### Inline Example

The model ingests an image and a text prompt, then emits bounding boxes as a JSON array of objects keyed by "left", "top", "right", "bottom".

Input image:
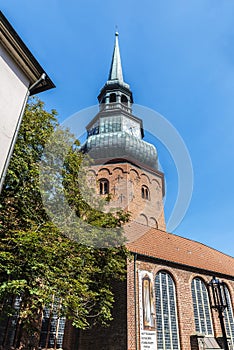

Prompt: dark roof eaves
[{"left": 0, "top": 11, "right": 55, "bottom": 94}]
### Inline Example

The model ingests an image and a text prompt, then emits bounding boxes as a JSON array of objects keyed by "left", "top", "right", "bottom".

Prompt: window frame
[
  {"left": 99, "top": 178, "right": 109, "bottom": 195},
  {"left": 141, "top": 185, "right": 150, "bottom": 200},
  {"left": 39, "top": 297, "right": 66, "bottom": 350}
]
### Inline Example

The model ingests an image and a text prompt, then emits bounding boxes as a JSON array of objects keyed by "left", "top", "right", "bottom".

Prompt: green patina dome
[
  {"left": 81, "top": 32, "right": 158, "bottom": 171},
  {"left": 82, "top": 131, "right": 158, "bottom": 170}
]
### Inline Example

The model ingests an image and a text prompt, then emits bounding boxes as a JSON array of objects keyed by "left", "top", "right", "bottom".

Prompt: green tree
[{"left": 0, "top": 98, "right": 129, "bottom": 349}]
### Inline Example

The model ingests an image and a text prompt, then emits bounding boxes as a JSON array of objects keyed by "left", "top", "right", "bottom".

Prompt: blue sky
[{"left": 2, "top": 1, "right": 234, "bottom": 256}]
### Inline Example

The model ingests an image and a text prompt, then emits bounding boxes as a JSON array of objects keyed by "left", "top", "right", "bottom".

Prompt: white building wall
[{"left": 0, "top": 44, "right": 30, "bottom": 183}]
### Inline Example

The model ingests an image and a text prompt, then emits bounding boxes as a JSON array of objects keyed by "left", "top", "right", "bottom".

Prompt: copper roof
[{"left": 124, "top": 221, "right": 234, "bottom": 277}]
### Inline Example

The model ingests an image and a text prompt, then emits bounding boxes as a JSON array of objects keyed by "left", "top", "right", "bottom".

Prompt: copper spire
[{"left": 108, "top": 31, "right": 124, "bottom": 82}]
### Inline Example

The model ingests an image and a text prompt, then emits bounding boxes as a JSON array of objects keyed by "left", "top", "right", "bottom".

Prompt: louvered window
[{"left": 155, "top": 271, "right": 180, "bottom": 350}]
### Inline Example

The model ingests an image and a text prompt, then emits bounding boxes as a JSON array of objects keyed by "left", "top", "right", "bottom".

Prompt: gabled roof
[
  {"left": 0, "top": 11, "right": 55, "bottom": 94},
  {"left": 125, "top": 221, "right": 234, "bottom": 278}
]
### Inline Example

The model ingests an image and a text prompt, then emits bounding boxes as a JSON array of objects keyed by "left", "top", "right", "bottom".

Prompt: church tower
[{"left": 82, "top": 32, "right": 166, "bottom": 231}]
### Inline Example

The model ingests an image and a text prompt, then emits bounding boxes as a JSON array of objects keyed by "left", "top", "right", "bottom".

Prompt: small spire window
[
  {"left": 99, "top": 179, "right": 109, "bottom": 195},
  {"left": 109, "top": 93, "right": 116, "bottom": 103},
  {"left": 121, "top": 94, "right": 128, "bottom": 103},
  {"left": 141, "top": 185, "right": 150, "bottom": 200}
]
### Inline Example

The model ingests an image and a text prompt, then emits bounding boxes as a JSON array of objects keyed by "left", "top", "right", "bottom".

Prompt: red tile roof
[{"left": 124, "top": 222, "right": 234, "bottom": 277}]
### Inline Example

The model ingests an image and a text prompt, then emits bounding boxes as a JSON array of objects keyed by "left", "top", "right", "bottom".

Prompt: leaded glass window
[
  {"left": 39, "top": 298, "right": 65, "bottom": 349},
  {"left": 191, "top": 278, "right": 213, "bottom": 335},
  {"left": 0, "top": 295, "right": 21, "bottom": 348},
  {"left": 155, "top": 271, "right": 180, "bottom": 350},
  {"left": 223, "top": 284, "right": 234, "bottom": 348}
]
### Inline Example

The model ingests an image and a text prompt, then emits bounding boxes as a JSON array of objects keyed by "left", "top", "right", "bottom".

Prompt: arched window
[
  {"left": 141, "top": 185, "right": 150, "bottom": 200},
  {"left": 109, "top": 93, "right": 116, "bottom": 103},
  {"left": 191, "top": 278, "right": 213, "bottom": 335},
  {"left": 121, "top": 94, "right": 128, "bottom": 103},
  {"left": 149, "top": 217, "right": 158, "bottom": 229},
  {"left": 223, "top": 284, "right": 234, "bottom": 348},
  {"left": 139, "top": 213, "right": 148, "bottom": 226},
  {"left": 39, "top": 298, "right": 66, "bottom": 349},
  {"left": 99, "top": 179, "right": 109, "bottom": 195},
  {"left": 155, "top": 271, "right": 180, "bottom": 350}
]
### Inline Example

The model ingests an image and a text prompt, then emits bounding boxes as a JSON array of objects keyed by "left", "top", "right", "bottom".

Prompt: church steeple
[
  {"left": 97, "top": 32, "right": 133, "bottom": 105},
  {"left": 108, "top": 32, "right": 124, "bottom": 83},
  {"left": 82, "top": 32, "right": 158, "bottom": 171},
  {"left": 81, "top": 32, "right": 166, "bottom": 230}
]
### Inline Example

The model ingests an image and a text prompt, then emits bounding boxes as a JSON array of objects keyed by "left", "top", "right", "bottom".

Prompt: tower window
[
  {"left": 109, "top": 93, "right": 116, "bottom": 103},
  {"left": 99, "top": 179, "right": 109, "bottom": 195},
  {"left": 191, "top": 278, "right": 213, "bottom": 335},
  {"left": 121, "top": 94, "right": 128, "bottom": 103},
  {"left": 141, "top": 185, "right": 150, "bottom": 200}
]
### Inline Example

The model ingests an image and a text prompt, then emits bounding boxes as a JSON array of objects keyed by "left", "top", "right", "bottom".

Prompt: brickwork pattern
[
  {"left": 76, "top": 256, "right": 234, "bottom": 350},
  {"left": 77, "top": 279, "right": 127, "bottom": 350},
  {"left": 85, "top": 162, "right": 166, "bottom": 231}
]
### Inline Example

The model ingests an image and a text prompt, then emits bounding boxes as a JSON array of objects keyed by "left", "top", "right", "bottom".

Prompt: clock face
[{"left": 123, "top": 117, "right": 141, "bottom": 138}]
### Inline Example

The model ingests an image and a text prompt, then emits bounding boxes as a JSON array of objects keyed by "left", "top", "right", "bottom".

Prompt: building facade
[
  {"left": 1, "top": 32, "right": 234, "bottom": 350},
  {"left": 0, "top": 11, "right": 55, "bottom": 193}
]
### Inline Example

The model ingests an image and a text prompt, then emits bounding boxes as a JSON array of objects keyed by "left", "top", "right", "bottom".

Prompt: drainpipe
[
  {"left": 0, "top": 73, "right": 46, "bottom": 193},
  {"left": 134, "top": 253, "right": 138, "bottom": 350}
]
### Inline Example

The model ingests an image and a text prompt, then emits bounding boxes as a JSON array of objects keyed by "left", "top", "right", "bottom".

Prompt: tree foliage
[{"left": 0, "top": 98, "right": 129, "bottom": 348}]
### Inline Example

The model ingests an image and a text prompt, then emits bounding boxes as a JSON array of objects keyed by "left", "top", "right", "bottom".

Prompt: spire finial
[
  {"left": 115, "top": 25, "right": 119, "bottom": 36},
  {"left": 108, "top": 30, "right": 123, "bottom": 82}
]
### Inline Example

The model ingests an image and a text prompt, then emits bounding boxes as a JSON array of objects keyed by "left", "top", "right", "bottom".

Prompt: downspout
[
  {"left": 0, "top": 73, "right": 46, "bottom": 193},
  {"left": 134, "top": 253, "right": 138, "bottom": 350}
]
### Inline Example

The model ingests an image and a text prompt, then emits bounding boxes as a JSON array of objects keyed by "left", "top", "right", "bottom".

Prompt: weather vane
[{"left": 115, "top": 25, "right": 119, "bottom": 35}]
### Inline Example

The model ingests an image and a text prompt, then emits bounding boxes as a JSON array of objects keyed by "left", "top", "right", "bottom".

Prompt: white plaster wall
[{"left": 0, "top": 44, "right": 30, "bottom": 182}]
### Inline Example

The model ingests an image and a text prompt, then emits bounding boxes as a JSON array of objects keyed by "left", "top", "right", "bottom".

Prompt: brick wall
[
  {"left": 85, "top": 162, "right": 166, "bottom": 231},
  {"left": 126, "top": 256, "right": 234, "bottom": 350},
  {"left": 77, "top": 279, "right": 128, "bottom": 350}
]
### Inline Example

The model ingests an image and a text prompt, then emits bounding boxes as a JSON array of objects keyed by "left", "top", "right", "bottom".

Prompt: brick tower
[{"left": 82, "top": 32, "right": 166, "bottom": 231}]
